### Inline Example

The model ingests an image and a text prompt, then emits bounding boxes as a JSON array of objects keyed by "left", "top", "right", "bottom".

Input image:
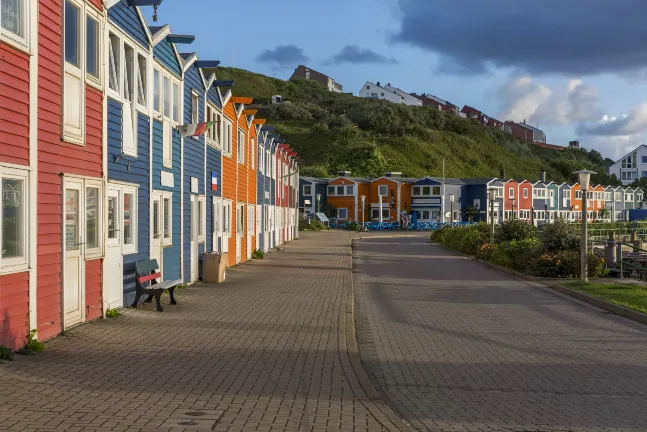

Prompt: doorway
[
  {"left": 104, "top": 185, "right": 122, "bottom": 310},
  {"left": 63, "top": 179, "right": 84, "bottom": 327}
]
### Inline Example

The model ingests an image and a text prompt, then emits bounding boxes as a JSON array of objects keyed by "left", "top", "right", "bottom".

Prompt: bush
[
  {"left": 530, "top": 250, "right": 608, "bottom": 278},
  {"left": 430, "top": 226, "right": 453, "bottom": 244},
  {"left": 0, "top": 345, "right": 13, "bottom": 361},
  {"left": 483, "top": 239, "right": 539, "bottom": 269},
  {"left": 252, "top": 249, "right": 265, "bottom": 259},
  {"left": 346, "top": 221, "right": 360, "bottom": 231},
  {"left": 540, "top": 219, "right": 580, "bottom": 252},
  {"left": 496, "top": 219, "right": 538, "bottom": 242}
]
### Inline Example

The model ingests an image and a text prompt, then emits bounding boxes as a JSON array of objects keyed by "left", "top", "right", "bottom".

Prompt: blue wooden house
[
  {"left": 410, "top": 177, "right": 465, "bottom": 223},
  {"left": 556, "top": 183, "right": 573, "bottom": 220},
  {"left": 531, "top": 181, "right": 549, "bottom": 225},
  {"left": 104, "top": 1, "right": 155, "bottom": 308},
  {"left": 257, "top": 126, "right": 275, "bottom": 252},
  {"left": 546, "top": 182, "right": 559, "bottom": 220},
  {"left": 149, "top": 24, "right": 184, "bottom": 282},
  {"left": 463, "top": 178, "right": 502, "bottom": 222},
  {"left": 299, "top": 177, "right": 329, "bottom": 216}
]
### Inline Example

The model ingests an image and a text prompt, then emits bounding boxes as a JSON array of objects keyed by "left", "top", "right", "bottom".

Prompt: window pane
[
  {"left": 423, "top": 186, "right": 431, "bottom": 195},
  {"left": 86, "top": 188, "right": 99, "bottom": 249},
  {"left": 123, "top": 193, "right": 133, "bottom": 245},
  {"left": 124, "top": 45, "right": 134, "bottom": 102},
  {"left": 163, "top": 197, "right": 170, "bottom": 238},
  {"left": 65, "top": 188, "right": 79, "bottom": 251},
  {"left": 192, "top": 94, "right": 198, "bottom": 123},
  {"left": 2, "top": 178, "right": 23, "bottom": 258},
  {"left": 137, "top": 54, "right": 147, "bottom": 106},
  {"left": 153, "top": 200, "right": 159, "bottom": 237},
  {"left": 198, "top": 200, "right": 203, "bottom": 236},
  {"left": 163, "top": 76, "right": 170, "bottom": 117},
  {"left": 172, "top": 82, "right": 179, "bottom": 122},
  {"left": 337, "top": 186, "right": 344, "bottom": 195},
  {"left": 107, "top": 195, "right": 117, "bottom": 239},
  {"left": 108, "top": 34, "right": 120, "bottom": 92},
  {"left": 65, "top": 1, "right": 79, "bottom": 66},
  {"left": 1, "top": 0, "right": 24, "bottom": 38},
  {"left": 153, "top": 69, "right": 160, "bottom": 111},
  {"left": 347, "top": 186, "right": 353, "bottom": 195},
  {"left": 86, "top": 16, "right": 98, "bottom": 78}
]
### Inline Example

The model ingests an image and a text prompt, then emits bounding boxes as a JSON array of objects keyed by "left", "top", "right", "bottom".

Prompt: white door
[
  {"left": 235, "top": 204, "right": 243, "bottom": 263},
  {"left": 63, "top": 179, "right": 84, "bottom": 327},
  {"left": 247, "top": 205, "right": 253, "bottom": 260},
  {"left": 190, "top": 195, "right": 199, "bottom": 282},
  {"left": 104, "top": 185, "right": 123, "bottom": 309},
  {"left": 151, "top": 192, "right": 163, "bottom": 275},
  {"left": 222, "top": 200, "right": 230, "bottom": 254},
  {"left": 212, "top": 197, "right": 222, "bottom": 253},
  {"left": 256, "top": 205, "right": 262, "bottom": 250}
]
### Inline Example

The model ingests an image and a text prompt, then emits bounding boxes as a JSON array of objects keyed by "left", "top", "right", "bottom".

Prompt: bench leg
[
  {"left": 131, "top": 291, "right": 142, "bottom": 309},
  {"left": 168, "top": 287, "right": 177, "bottom": 305},
  {"left": 145, "top": 295, "right": 153, "bottom": 303},
  {"left": 153, "top": 291, "right": 163, "bottom": 312}
]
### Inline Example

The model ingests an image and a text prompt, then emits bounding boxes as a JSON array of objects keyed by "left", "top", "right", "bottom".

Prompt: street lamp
[
  {"left": 316, "top": 193, "right": 321, "bottom": 214},
  {"left": 360, "top": 195, "right": 366, "bottom": 230},
  {"left": 510, "top": 197, "right": 516, "bottom": 220},
  {"left": 449, "top": 193, "right": 455, "bottom": 226},
  {"left": 575, "top": 169, "right": 597, "bottom": 283},
  {"left": 487, "top": 188, "right": 497, "bottom": 245}
]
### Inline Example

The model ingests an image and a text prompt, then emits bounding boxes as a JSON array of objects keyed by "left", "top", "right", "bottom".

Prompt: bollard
[{"left": 605, "top": 232, "right": 616, "bottom": 268}]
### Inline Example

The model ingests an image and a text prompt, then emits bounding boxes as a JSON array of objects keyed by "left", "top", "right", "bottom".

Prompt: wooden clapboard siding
[
  {"left": 0, "top": 43, "right": 30, "bottom": 166},
  {"left": 153, "top": 39, "right": 181, "bottom": 78},
  {"left": 248, "top": 124, "right": 258, "bottom": 248},
  {"left": 107, "top": 0, "right": 148, "bottom": 49},
  {"left": 182, "top": 64, "right": 205, "bottom": 282},
  {"left": 205, "top": 86, "right": 222, "bottom": 253},
  {"left": 0, "top": 272, "right": 29, "bottom": 351},
  {"left": 37, "top": 0, "right": 104, "bottom": 341},
  {"left": 222, "top": 101, "right": 237, "bottom": 266}
]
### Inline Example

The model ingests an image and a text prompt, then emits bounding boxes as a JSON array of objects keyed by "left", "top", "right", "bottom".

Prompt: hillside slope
[{"left": 216, "top": 67, "right": 618, "bottom": 185}]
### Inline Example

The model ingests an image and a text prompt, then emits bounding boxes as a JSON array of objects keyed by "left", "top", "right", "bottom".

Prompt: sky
[{"left": 147, "top": 0, "right": 647, "bottom": 161}]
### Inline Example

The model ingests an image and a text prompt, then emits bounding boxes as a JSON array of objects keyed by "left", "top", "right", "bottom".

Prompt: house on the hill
[
  {"left": 415, "top": 93, "right": 447, "bottom": 110},
  {"left": 504, "top": 121, "right": 547, "bottom": 143},
  {"left": 290, "top": 65, "right": 343, "bottom": 93},
  {"left": 359, "top": 81, "right": 422, "bottom": 106}
]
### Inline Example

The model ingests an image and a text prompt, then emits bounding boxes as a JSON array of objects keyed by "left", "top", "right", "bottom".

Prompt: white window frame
[
  {"left": 523, "top": 188, "right": 528, "bottom": 199},
  {"left": 237, "top": 203, "right": 245, "bottom": 235},
  {"left": 191, "top": 90, "right": 199, "bottom": 124},
  {"left": 121, "top": 185, "right": 138, "bottom": 255},
  {"left": 508, "top": 188, "right": 514, "bottom": 199},
  {"left": 84, "top": 10, "right": 101, "bottom": 87},
  {"left": 378, "top": 185, "right": 388, "bottom": 196},
  {"left": 327, "top": 186, "right": 335, "bottom": 196},
  {"left": 197, "top": 195, "right": 206, "bottom": 243},
  {"left": 153, "top": 64, "right": 181, "bottom": 167},
  {"left": 337, "top": 208, "right": 348, "bottom": 220},
  {"left": 303, "top": 185, "right": 312, "bottom": 195},
  {"left": 0, "top": 165, "right": 29, "bottom": 273},
  {"left": 206, "top": 104, "right": 220, "bottom": 148},
  {"left": 259, "top": 144, "right": 265, "bottom": 174},
  {"left": 223, "top": 199, "right": 233, "bottom": 237},
  {"left": 222, "top": 118, "right": 233, "bottom": 157},
  {"left": 84, "top": 179, "right": 103, "bottom": 259},
  {"left": 161, "top": 192, "right": 173, "bottom": 247},
  {"left": 237, "top": 129, "right": 246, "bottom": 165},
  {"left": 1, "top": 0, "right": 30, "bottom": 52},
  {"left": 248, "top": 204, "right": 254, "bottom": 235}
]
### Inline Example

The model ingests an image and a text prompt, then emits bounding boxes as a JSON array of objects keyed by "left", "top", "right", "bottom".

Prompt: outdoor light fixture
[
  {"left": 360, "top": 195, "right": 366, "bottom": 230},
  {"left": 449, "top": 193, "right": 455, "bottom": 226},
  {"left": 316, "top": 193, "right": 321, "bottom": 213},
  {"left": 574, "top": 170, "right": 597, "bottom": 282}
]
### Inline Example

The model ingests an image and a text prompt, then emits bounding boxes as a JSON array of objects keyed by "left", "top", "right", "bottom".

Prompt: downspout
[{"left": 28, "top": 0, "right": 39, "bottom": 333}]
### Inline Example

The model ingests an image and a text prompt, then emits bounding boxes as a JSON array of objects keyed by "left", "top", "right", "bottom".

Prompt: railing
[{"left": 591, "top": 239, "right": 647, "bottom": 279}]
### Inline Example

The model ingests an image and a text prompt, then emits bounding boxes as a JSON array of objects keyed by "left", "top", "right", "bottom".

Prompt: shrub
[
  {"left": 105, "top": 308, "right": 121, "bottom": 319},
  {"left": 496, "top": 219, "right": 538, "bottom": 242},
  {"left": 485, "top": 239, "right": 539, "bottom": 269},
  {"left": 530, "top": 250, "right": 608, "bottom": 278},
  {"left": 430, "top": 226, "right": 453, "bottom": 244},
  {"left": 540, "top": 219, "right": 580, "bottom": 252},
  {"left": 0, "top": 345, "right": 13, "bottom": 361},
  {"left": 252, "top": 249, "right": 265, "bottom": 259},
  {"left": 346, "top": 221, "right": 360, "bottom": 231}
]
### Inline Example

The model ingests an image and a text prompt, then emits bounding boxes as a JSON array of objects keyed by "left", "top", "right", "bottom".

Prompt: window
[
  {"left": 303, "top": 185, "right": 312, "bottom": 195},
  {"left": 237, "top": 130, "right": 245, "bottom": 164},
  {"left": 564, "top": 190, "right": 571, "bottom": 199},
  {"left": 65, "top": 1, "right": 79, "bottom": 67},
  {"left": 85, "top": 185, "right": 101, "bottom": 255},
  {"left": 162, "top": 194, "right": 172, "bottom": 246},
  {"left": 206, "top": 105, "right": 220, "bottom": 147},
  {"left": 153, "top": 69, "right": 161, "bottom": 112},
  {"left": 371, "top": 208, "right": 379, "bottom": 220},
  {"left": 412, "top": 187, "right": 420, "bottom": 196},
  {"left": 85, "top": 15, "right": 99, "bottom": 80},
  {"left": 123, "top": 44, "right": 134, "bottom": 102},
  {"left": 163, "top": 76, "right": 170, "bottom": 117},
  {"left": 191, "top": 91, "right": 199, "bottom": 124},
  {"left": 237, "top": 203, "right": 245, "bottom": 235},
  {"left": 575, "top": 190, "right": 582, "bottom": 199},
  {"left": 1, "top": 0, "right": 28, "bottom": 48},
  {"left": 432, "top": 186, "right": 441, "bottom": 195},
  {"left": 108, "top": 33, "right": 120, "bottom": 93},
  {"left": 336, "top": 208, "right": 348, "bottom": 220},
  {"left": 248, "top": 205, "right": 254, "bottom": 236},
  {"left": 422, "top": 186, "right": 431, "bottom": 196},
  {"left": 198, "top": 196, "right": 205, "bottom": 242},
  {"left": 523, "top": 188, "right": 528, "bottom": 199},
  {"left": 259, "top": 145, "right": 265, "bottom": 174},
  {"left": 136, "top": 53, "right": 146, "bottom": 107},
  {"left": 123, "top": 190, "right": 135, "bottom": 253},
  {"left": 346, "top": 185, "right": 353, "bottom": 195},
  {"left": 63, "top": 0, "right": 89, "bottom": 144},
  {"left": 153, "top": 199, "right": 160, "bottom": 239},
  {"left": 222, "top": 119, "right": 233, "bottom": 156},
  {"left": 642, "top": 156, "right": 647, "bottom": 164},
  {"left": 337, "top": 186, "right": 345, "bottom": 195},
  {"left": 172, "top": 82, "right": 180, "bottom": 122},
  {"left": 1, "top": 167, "right": 28, "bottom": 272},
  {"left": 223, "top": 200, "right": 232, "bottom": 236},
  {"left": 508, "top": 188, "right": 514, "bottom": 198},
  {"left": 327, "top": 186, "right": 335, "bottom": 195},
  {"left": 615, "top": 192, "right": 622, "bottom": 201}
]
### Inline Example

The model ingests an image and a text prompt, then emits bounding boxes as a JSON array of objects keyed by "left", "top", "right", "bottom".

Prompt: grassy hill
[{"left": 216, "top": 67, "right": 618, "bottom": 185}]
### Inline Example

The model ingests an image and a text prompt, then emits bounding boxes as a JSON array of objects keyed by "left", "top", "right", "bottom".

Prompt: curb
[
  {"left": 433, "top": 243, "right": 647, "bottom": 326},
  {"left": 335, "top": 238, "right": 412, "bottom": 432}
]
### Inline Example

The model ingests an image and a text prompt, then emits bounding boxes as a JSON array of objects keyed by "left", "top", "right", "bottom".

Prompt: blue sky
[{"left": 148, "top": 0, "right": 647, "bottom": 160}]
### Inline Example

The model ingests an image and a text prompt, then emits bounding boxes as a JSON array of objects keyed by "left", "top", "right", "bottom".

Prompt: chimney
[
  {"left": 499, "top": 168, "right": 505, "bottom": 180},
  {"left": 385, "top": 172, "right": 403, "bottom": 178},
  {"left": 376, "top": 81, "right": 380, "bottom": 87},
  {"left": 338, "top": 170, "right": 351, "bottom": 177},
  {"left": 539, "top": 171, "right": 546, "bottom": 183}
]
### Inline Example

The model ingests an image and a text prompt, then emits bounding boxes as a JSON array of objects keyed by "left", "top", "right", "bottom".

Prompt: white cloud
[
  {"left": 581, "top": 134, "right": 644, "bottom": 160},
  {"left": 497, "top": 76, "right": 600, "bottom": 127},
  {"left": 578, "top": 103, "right": 647, "bottom": 137}
]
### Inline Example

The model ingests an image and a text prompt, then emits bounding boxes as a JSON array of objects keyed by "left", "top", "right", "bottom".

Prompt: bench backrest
[{"left": 136, "top": 259, "right": 159, "bottom": 276}]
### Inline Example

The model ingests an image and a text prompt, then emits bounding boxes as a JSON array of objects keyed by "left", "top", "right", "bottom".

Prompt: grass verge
[{"left": 565, "top": 281, "right": 647, "bottom": 314}]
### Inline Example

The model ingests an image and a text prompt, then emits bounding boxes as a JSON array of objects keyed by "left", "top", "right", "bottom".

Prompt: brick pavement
[
  {"left": 353, "top": 237, "right": 647, "bottom": 432},
  {"left": 0, "top": 231, "right": 404, "bottom": 432}
]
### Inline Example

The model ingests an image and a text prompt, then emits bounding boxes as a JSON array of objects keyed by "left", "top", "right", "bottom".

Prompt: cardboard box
[{"left": 202, "top": 252, "right": 228, "bottom": 283}]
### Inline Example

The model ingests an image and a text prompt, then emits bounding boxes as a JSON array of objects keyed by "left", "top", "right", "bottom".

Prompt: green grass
[
  {"left": 105, "top": 308, "right": 121, "bottom": 319},
  {"left": 565, "top": 281, "right": 647, "bottom": 314},
  {"left": 215, "top": 67, "right": 618, "bottom": 184}
]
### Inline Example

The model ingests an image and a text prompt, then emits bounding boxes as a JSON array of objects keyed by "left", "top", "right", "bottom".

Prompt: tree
[
  {"left": 598, "top": 207, "right": 610, "bottom": 221},
  {"left": 463, "top": 205, "right": 479, "bottom": 222},
  {"left": 587, "top": 149, "right": 604, "bottom": 166}
]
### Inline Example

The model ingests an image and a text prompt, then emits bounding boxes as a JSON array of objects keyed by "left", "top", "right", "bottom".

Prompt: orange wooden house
[
  {"left": 326, "top": 172, "right": 368, "bottom": 222},
  {"left": 367, "top": 175, "right": 413, "bottom": 222}
]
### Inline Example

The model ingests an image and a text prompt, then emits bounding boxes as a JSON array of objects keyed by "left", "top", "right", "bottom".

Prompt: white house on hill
[
  {"left": 608, "top": 144, "right": 647, "bottom": 185},
  {"left": 359, "top": 81, "right": 422, "bottom": 106}
]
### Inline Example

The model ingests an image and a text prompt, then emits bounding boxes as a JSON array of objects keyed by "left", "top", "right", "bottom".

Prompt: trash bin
[{"left": 202, "top": 252, "right": 228, "bottom": 283}]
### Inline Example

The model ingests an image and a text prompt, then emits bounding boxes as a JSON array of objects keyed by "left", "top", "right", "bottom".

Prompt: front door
[
  {"left": 212, "top": 197, "right": 222, "bottom": 253},
  {"left": 104, "top": 185, "right": 122, "bottom": 310},
  {"left": 63, "top": 179, "right": 84, "bottom": 327},
  {"left": 256, "top": 205, "right": 262, "bottom": 250},
  {"left": 247, "top": 205, "right": 253, "bottom": 260},
  {"left": 151, "top": 192, "right": 163, "bottom": 277},
  {"left": 236, "top": 204, "right": 243, "bottom": 263},
  {"left": 190, "top": 195, "right": 199, "bottom": 282}
]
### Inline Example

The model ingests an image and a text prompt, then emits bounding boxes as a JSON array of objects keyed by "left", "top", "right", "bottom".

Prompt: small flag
[
  {"left": 211, "top": 171, "right": 218, "bottom": 191},
  {"left": 178, "top": 121, "right": 216, "bottom": 137}
]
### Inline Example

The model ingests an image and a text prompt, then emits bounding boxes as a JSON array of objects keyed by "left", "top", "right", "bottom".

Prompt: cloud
[
  {"left": 393, "top": 0, "right": 647, "bottom": 75},
  {"left": 256, "top": 45, "right": 309, "bottom": 69},
  {"left": 497, "top": 76, "right": 601, "bottom": 126},
  {"left": 580, "top": 134, "right": 644, "bottom": 161},
  {"left": 577, "top": 104, "right": 647, "bottom": 137},
  {"left": 326, "top": 45, "right": 397, "bottom": 65}
]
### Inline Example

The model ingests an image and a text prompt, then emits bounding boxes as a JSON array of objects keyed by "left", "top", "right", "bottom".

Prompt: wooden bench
[{"left": 131, "top": 259, "right": 182, "bottom": 312}]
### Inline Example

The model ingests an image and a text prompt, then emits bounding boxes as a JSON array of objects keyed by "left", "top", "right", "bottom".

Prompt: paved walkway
[
  {"left": 0, "top": 232, "right": 408, "bottom": 432},
  {"left": 354, "top": 237, "right": 647, "bottom": 432}
]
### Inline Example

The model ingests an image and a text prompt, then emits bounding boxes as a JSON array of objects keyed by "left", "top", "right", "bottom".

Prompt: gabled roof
[{"left": 612, "top": 144, "right": 647, "bottom": 165}]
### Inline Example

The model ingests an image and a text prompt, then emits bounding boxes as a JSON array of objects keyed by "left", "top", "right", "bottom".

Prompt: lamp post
[
  {"left": 487, "top": 188, "right": 497, "bottom": 245},
  {"left": 449, "top": 193, "right": 455, "bottom": 226},
  {"left": 510, "top": 198, "right": 516, "bottom": 220},
  {"left": 316, "top": 193, "right": 321, "bottom": 214},
  {"left": 360, "top": 195, "right": 366, "bottom": 230},
  {"left": 575, "top": 170, "right": 596, "bottom": 283}
]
